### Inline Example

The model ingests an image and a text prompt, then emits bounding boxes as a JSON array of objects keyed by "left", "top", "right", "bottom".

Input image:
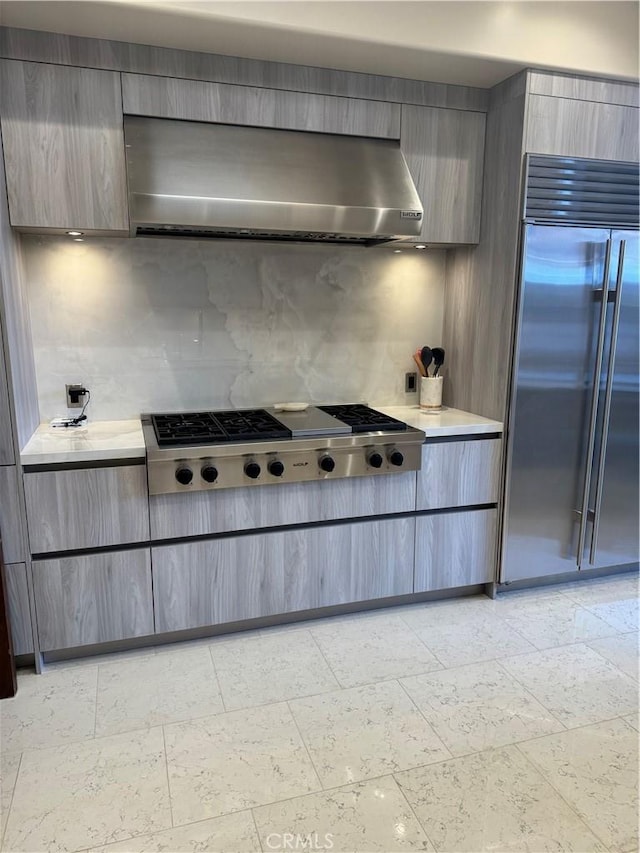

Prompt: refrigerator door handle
[
  {"left": 576, "top": 238, "right": 612, "bottom": 568},
  {"left": 589, "top": 240, "right": 627, "bottom": 564}
]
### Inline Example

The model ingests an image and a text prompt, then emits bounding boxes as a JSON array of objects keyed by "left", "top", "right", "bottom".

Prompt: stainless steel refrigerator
[{"left": 501, "top": 156, "right": 639, "bottom": 583}]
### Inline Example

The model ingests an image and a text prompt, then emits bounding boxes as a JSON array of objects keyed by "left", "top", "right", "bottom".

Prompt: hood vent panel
[{"left": 124, "top": 116, "right": 423, "bottom": 245}]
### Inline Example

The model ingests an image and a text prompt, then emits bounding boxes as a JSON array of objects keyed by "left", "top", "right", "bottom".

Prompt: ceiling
[{"left": 1, "top": 0, "right": 638, "bottom": 87}]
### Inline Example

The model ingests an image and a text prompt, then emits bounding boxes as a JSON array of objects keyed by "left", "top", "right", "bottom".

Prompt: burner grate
[
  {"left": 318, "top": 404, "right": 408, "bottom": 433},
  {"left": 150, "top": 409, "right": 291, "bottom": 446}
]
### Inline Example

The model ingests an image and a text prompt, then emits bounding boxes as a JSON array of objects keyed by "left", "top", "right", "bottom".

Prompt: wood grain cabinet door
[
  {"left": 5, "top": 562, "right": 33, "bottom": 654},
  {"left": 0, "top": 465, "right": 25, "bottom": 563},
  {"left": 0, "top": 60, "right": 129, "bottom": 233},
  {"left": 0, "top": 340, "right": 15, "bottom": 465},
  {"left": 32, "top": 548, "right": 153, "bottom": 650},
  {"left": 417, "top": 438, "right": 501, "bottom": 510},
  {"left": 121, "top": 73, "right": 401, "bottom": 139},
  {"left": 23, "top": 464, "right": 150, "bottom": 553},
  {"left": 401, "top": 104, "right": 486, "bottom": 244},
  {"left": 153, "top": 517, "right": 415, "bottom": 634},
  {"left": 415, "top": 508, "right": 497, "bottom": 592}
]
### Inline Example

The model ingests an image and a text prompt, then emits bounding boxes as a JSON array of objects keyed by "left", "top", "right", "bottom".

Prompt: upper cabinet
[
  {"left": 401, "top": 105, "right": 486, "bottom": 244},
  {"left": 0, "top": 60, "right": 129, "bottom": 234},
  {"left": 121, "top": 73, "right": 401, "bottom": 139}
]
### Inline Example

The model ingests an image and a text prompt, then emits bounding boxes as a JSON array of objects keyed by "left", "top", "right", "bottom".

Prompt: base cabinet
[
  {"left": 153, "top": 517, "right": 415, "bottom": 633},
  {"left": 5, "top": 562, "right": 33, "bottom": 655},
  {"left": 24, "top": 464, "right": 150, "bottom": 553},
  {"left": 415, "top": 508, "right": 497, "bottom": 592},
  {"left": 32, "top": 548, "right": 153, "bottom": 651}
]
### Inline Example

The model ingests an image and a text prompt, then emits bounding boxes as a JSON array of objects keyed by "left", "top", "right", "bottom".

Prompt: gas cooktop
[{"left": 142, "top": 404, "right": 424, "bottom": 494}]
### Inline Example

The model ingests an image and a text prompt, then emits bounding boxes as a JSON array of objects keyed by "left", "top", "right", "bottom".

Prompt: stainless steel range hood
[{"left": 124, "top": 116, "right": 423, "bottom": 245}]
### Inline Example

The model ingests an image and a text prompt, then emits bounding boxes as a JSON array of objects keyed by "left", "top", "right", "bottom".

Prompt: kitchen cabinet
[
  {"left": 32, "top": 548, "right": 153, "bottom": 651},
  {"left": 121, "top": 73, "right": 401, "bottom": 139},
  {"left": 417, "top": 437, "right": 501, "bottom": 510},
  {"left": 149, "top": 471, "right": 416, "bottom": 540},
  {"left": 401, "top": 104, "right": 486, "bottom": 244},
  {"left": 526, "top": 95, "right": 639, "bottom": 162},
  {"left": 153, "top": 516, "right": 415, "bottom": 633},
  {"left": 414, "top": 508, "right": 498, "bottom": 592},
  {"left": 0, "top": 60, "right": 129, "bottom": 233},
  {"left": 0, "top": 338, "right": 15, "bottom": 465},
  {"left": 0, "top": 465, "right": 25, "bottom": 563},
  {"left": 24, "top": 463, "right": 150, "bottom": 553},
  {"left": 5, "top": 562, "right": 33, "bottom": 655}
]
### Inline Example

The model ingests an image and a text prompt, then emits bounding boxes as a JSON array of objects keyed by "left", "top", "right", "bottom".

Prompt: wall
[{"left": 24, "top": 236, "right": 445, "bottom": 421}]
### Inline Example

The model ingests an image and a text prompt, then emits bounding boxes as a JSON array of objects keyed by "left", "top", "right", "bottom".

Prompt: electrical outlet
[
  {"left": 66, "top": 384, "right": 86, "bottom": 408},
  {"left": 405, "top": 371, "right": 417, "bottom": 393}
]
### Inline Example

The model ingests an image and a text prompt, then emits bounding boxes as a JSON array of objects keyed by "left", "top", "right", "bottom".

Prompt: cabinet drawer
[
  {"left": 33, "top": 548, "right": 153, "bottom": 650},
  {"left": 415, "top": 508, "right": 497, "bottom": 592},
  {"left": 24, "top": 464, "right": 150, "bottom": 553},
  {"left": 150, "top": 472, "right": 416, "bottom": 540},
  {"left": 417, "top": 438, "right": 501, "bottom": 510},
  {"left": 153, "top": 516, "right": 415, "bottom": 633},
  {"left": 122, "top": 73, "right": 400, "bottom": 139},
  {"left": 5, "top": 562, "right": 33, "bottom": 655},
  {"left": 0, "top": 465, "right": 25, "bottom": 562}
]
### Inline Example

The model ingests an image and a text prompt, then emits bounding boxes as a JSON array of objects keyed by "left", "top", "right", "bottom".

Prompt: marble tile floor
[{"left": 0, "top": 573, "right": 638, "bottom": 853}]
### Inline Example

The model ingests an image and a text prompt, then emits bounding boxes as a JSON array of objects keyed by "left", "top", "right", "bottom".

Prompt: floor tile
[
  {"left": 310, "top": 615, "right": 442, "bottom": 687},
  {"left": 622, "top": 711, "right": 639, "bottom": 730},
  {"left": 88, "top": 811, "right": 260, "bottom": 853},
  {"left": 0, "top": 751, "right": 21, "bottom": 840},
  {"left": 0, "top": 667, "right": 97, "bottom": 753},
  {"left": 401, "top": 661, "right": 564, "bottom": 756},
  {"left": 519, "top": 717, "right": 639, "bottom": 852},
  {"left": 409, "top": 611, "right": 535, "bottom": 668},
  {"left": 587, "top": 632, "right": 639, "bottom": 680},
  {"left": 289, "top": 680, "right": 450, "bottom": 788},
  {"left": 498, "top": 597, "right": 618, "bottom": 650},
  {"left": 501, "top": 644, "right": 638, "bottom": 727},
  {"left": 400, "top": 595, "right": 498, "bottom": 629},
  {"left": 164, "top": 702, "right": 321, "bottom": 826},
  {"left": 560, "top": 573, "right": 639, "bottom": 606},
  {"left": 95, "top": 646, "right": 224, "bottom": 736},
  {"left": 3, "top": 728, "right": 171, "bottom": 853},
  {"left": 253, "top": 776, "right": 435, "bottom": 852},
  {"left": 396, "top": 745, "right": 607, "bottom": 852},
  {"left": 210, "top": 630, "right": 339, "bottom": 710},
  {"left": 585, "top": 598, "right": 639, "bottom": 633}
]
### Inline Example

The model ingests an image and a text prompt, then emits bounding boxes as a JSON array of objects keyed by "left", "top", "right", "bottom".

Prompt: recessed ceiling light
[
  {"left": 415, "top": 244, "right": 427, "bottom": 250},
  {"left": 66, "top": 230, "right": 83, "bottom": 237},
  {"left": 393, "top": 249, "right": 402, "bottom": 254},
  {"left": 73, "top": 238, "right": 84, "bottom": 242}
]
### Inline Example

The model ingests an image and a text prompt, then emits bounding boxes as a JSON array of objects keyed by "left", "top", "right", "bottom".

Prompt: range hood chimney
[{"left": 124, "top": 116, "right": 423, "bottom": 245}]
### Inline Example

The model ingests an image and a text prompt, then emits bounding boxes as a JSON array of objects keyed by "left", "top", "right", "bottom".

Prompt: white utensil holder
[{"left": 420, "top": 376, "right": 443, "bottom": 409}]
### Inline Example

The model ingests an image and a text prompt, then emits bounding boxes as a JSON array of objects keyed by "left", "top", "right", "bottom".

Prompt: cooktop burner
[
  {"left": 318, "top": 404, "right": 408, "bottom": 433},
  {"left": 151, "top": 409, "right": 291, "bottom": 446}
]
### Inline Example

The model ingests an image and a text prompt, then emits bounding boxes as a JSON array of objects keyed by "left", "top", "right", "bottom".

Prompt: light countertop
[
  {"left": 377, "top": 405, "right": 503, "bottom": 437},
  {"left": 19, "top": 406, "right": 502, "bottom": 465},
  {"left": 20, "top": 419, "right": 145, "bottom": 466}
]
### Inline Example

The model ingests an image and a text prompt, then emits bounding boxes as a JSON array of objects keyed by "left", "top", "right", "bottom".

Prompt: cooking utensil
[
  {"left": 421, "top": 346, "right": 433, "bottom": 376},
  {"left": 413, "top": 350, "right": 427, "bottom": 377},
  {"left": 432, "top": 347, "right": 445, "bottom": 376}
]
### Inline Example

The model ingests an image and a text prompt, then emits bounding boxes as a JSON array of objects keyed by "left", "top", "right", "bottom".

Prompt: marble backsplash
[{"left": 23, "top": 235, "right": 445, "bottom": 421}]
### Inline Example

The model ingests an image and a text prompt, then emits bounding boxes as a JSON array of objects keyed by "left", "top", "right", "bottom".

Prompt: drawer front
[
  {"left": 122, "top": 73, "right": 401, "bottom": 139},
  {"left": 150, "top": 472, "right": 416, "bottom": 540},
  {"left": 0, "top": 464, "right": 25, "bottom": 562},
  {"left": 415, "top": 508, "right": 497, "bottom": 592},
  {"left": 417, "top": 438, "right": 501, "bottom": 510},
  {"left": 153, "top": 516, "right": 415, "bottom": 633},
  {"left": 5, "top": 561, "right": 33, "bottom": 655},
  {"left": 33, "top": 548, "right": 153, "bottom": 650},
  {"left": 24, "top": 464, "right": 150, "bottom": 553}
]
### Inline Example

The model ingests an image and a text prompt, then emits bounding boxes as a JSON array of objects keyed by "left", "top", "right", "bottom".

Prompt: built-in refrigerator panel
[
  {"left": 502, "top": 225, "right": 611, "bottom": 582},
  {"left": 587, "top": 230, "right": 639, "bottom": 569}
]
